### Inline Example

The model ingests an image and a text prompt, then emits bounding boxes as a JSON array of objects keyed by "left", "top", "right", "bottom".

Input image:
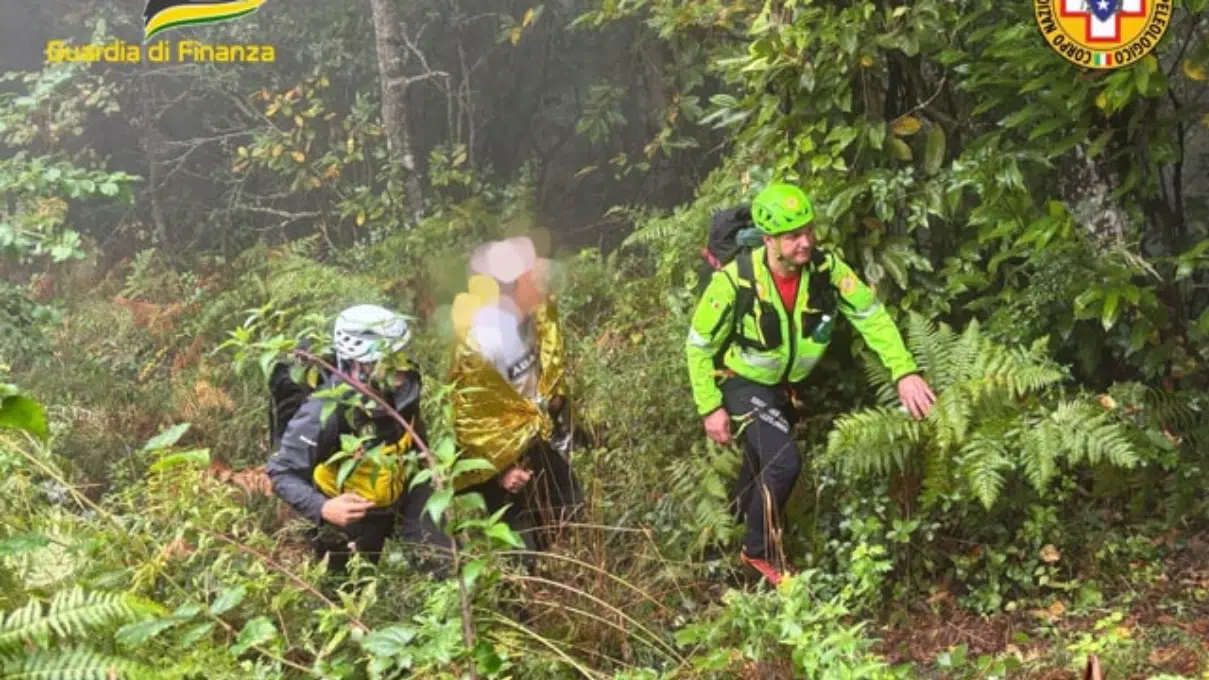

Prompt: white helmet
[{"left": 333, "top": 304, "right": 411, "bottom": 363}]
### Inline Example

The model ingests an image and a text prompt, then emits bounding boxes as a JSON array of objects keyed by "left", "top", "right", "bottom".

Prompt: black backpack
[
  {"left": 267, "top": 342, "right": 336, "bottom": 448},
  {"left": 697, "top": 205, "right": 760, "bottom": 367}
]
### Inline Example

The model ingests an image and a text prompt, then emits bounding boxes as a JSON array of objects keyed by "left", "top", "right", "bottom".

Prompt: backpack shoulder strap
[{"left": 732, "top": 249, "right": 756, "bottom": 322}]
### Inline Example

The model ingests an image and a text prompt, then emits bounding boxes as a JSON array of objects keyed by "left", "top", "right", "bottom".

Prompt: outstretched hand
[
  {"left": 499, "top": 465, "right": 532, "bottom": 494},
  {"left": 897, "top": 374, "right": 936, "bottom": 419},
  {"left": 703, "top": 408, "right": 732, "bottom": 445},
  {"left": 321, "top": 493, "right": 374, "bottom": 527}
]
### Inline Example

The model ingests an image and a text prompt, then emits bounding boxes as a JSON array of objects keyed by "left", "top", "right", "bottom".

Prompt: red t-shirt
[{"left": 770, "top": 268, "right": 801, "bottom": 312}]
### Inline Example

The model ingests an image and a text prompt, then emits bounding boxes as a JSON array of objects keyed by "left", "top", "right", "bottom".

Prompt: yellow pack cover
[{"left": 312, "top": 430, "right": 413, "bottom": 507}]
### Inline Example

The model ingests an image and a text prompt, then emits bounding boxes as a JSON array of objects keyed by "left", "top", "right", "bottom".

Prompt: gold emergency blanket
[{"left": 450, "top": 298, "right": 566, "bottom": 490}]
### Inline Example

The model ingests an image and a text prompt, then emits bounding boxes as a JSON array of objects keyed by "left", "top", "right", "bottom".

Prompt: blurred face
[
  {"left": 764, "top": 224, "right": 815, "bottom": 270},
  {"left": 512, "top": 270, "right": 544, "bottom": 315}
]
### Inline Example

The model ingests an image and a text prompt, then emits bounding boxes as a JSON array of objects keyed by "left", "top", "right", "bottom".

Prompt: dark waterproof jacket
[{"left": 266, "top": 371, "right": 424, "bottom": 524}]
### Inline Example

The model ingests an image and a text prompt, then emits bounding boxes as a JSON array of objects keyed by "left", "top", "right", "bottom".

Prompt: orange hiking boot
[{"left": 740, "top": 552, "right": 784, "bottom": 586}]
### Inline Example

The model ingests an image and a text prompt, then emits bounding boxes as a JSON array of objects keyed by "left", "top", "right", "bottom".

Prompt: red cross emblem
[{"left": 1060, "top": 0, "right": 1145, "bottom": 44}]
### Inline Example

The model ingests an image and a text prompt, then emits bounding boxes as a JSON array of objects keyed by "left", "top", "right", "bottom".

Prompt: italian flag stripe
[{"left": 1094, "top": 52, "right": 1113, "bottom": 67}]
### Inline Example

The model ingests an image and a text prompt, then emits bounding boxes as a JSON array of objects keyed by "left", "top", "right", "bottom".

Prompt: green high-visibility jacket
[{"left": 685, "top": 246, "right": 918, "bottom": 416}]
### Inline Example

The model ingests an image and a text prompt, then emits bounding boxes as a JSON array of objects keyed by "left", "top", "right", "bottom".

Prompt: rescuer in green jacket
[{"left": 686, "top": 182, "right": 937, "bottom": 585}]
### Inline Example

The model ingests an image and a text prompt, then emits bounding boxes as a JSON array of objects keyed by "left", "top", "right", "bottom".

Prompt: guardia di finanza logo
[
  {"left": 1034, "top": 0, "right": 1172, "bottom": 69},
  {"left": 143, "top": 0, "right": 267, "bottom": 41}
]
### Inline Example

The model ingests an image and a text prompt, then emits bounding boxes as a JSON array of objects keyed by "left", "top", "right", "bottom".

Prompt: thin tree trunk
[
  {"left": 369, "top": 0, "right": 425, "bottom": 227},
  {"left": 141, "top": 65, "right": 170, "bottom": 249}
]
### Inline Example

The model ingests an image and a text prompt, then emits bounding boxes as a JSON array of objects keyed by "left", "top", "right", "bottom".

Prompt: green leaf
[
  {"left": 452, "top": 457, "right": 497, "bottom": 477},
  {"left": 461, "top": 558, "right": 487, "bottom": 591},
  {"left": 210, "top": 585, "right": 247, "bottom": 616},
  {"left": 1028, "top": 117, "right": 1067, "bottom": 141},
  {"left": 335, "top": 456, "right": 359, "bottom": 491},
  {"left": 867, "top": 121, "right": 887, "bottom": 150},
  {"left": 923, "top": 125, "right": 946, "bottom": 175},
  {"left": 116, "top": 617, "right": 180, "bottom": 646},
  {"left": 1102, "top": 291, "right": 1120, "bottom": 330},
  {"left": 426, "top": 488, "right": 454, "bottom": 523},
  {"left": 0, "top": 394, "right": 48, "bottom": 440},
  {"left": 142, "top": 423, "right": 190, "bottom": 451},
  {"left": 1074, "top": 288, "right": 1102, "bottom": 317},
  {"left": 320, "top": 399, "right": 339, "bottom": 426},
  {"left": 362, "top": 625, "right": 418, "bottom": 657},
  {"left": 486, "top": 522, "right": 525, "bottom": 548},
  {"left": 99, "top": 181, "right": 120, "bottom": 197},
  {"left": 1086, "top": 130, "right": 1113, "bottom": 159},
  {"left": 889, "top": 137, "right": 913, "bottom": 161},
  {"left": 408, "top": 468, "right": 434, "bottom": 489},
  {"left": 149, "top": 448, "right": 210, "bottom": 472},
  {"left": 231, "top": 616, "right": 276, "bottom": 656},
  {"left": 179, "top": 622, "right": 216, "bottom": 647},
  {"left": 435, "top": 436, "right": 457, "bottom": 464}
]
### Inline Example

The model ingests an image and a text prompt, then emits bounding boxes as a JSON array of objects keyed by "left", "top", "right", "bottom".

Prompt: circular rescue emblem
[
  {"left": 839, "top": 274, "right": 858, "bottom": 295},
  {"left": 783, "top": 196, "right": 800, "bottom": 211},
  {"left": 1034, "top": 0, "right": 1172, "bottom": 69}
]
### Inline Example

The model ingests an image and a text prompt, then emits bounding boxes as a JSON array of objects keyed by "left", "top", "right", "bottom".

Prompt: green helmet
[{"left": 751, "top": 183, "right": 815, "bottom": 235}]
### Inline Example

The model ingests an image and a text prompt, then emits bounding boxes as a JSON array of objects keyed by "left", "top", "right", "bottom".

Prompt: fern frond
[
  {"left": 859, "top": 352, "right": 898, "bottom": 406},
  {"left": 949, "top": 318, "right": 984, "bottom": 385},
  {"left": 665, "top": 443, "right": 741, "bottom": 554},
  {"left": 957, "top": 432, "right": 1011, "bottom": 510},
  {"left": 905, "top": 313, "right": 958, "bottom": 390},
  {"left": 825, "top": 407, "right": 921, "bottom": 477},
  {"left": 1, "top": 646, "right": 156, "bottom": 680},
  {"left": 929, "top": 385, "right": 973, "bottom": 453},
  {"left": 1049, "top": 400, "right": 1139, "bottom": 469},
  {"left": 919, "top": 446, "right": 951, "bottom": 509},
  {"left": 1018, "top": 417, "right": 1062, "bottom": 492},
  {"left": 0, "top": 588, "right": 160, "bottom": 653}
]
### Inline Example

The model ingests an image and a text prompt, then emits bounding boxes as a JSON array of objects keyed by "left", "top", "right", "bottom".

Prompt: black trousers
[
  {"left": 396, "top": 439, "right": 585, "bottom": 574},
  {"left": 721, "top": 375, "right": 801, "bottom": 561}
]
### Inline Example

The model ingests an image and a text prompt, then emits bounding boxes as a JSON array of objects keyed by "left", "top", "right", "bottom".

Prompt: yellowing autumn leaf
[
  {"left": 271, "top": 145, "right": 283, "bottom": 158},
  {"left": 346, "top": 136, "right": 355, "bottom": 154},
  {"left": 1184, "top": 59, "right": 1207, "bottom": 82},
  {"left": 309, "top": 177, "right": 321, "bottom": 188},
  {"left": 291, "top": 151, "right": 305, "bottom": 163},
  {"left": 860, "top": 55, "right": 874, "bottom": 68},
  {"left": 356, "top": 211, "right": 366, "bottom": 227},
  {"left": 1097, "top": 394, "right": 1118, "bottom": 410},
  {"left": 294, "top": 115, "right": 304, "bottom": 128},
  {"left": 1096, "top": 92, "right": 1109, "bottom": 110},
  {"left": 890, "top": 116, "right": 921, "bottom": 136},
  {"left": 509, "top": 27, "right": 522, "bottom": 45},
  {"left": 522, "top": 7, "right": 536, "bottom": 27},
  {"left": 1047, "top": 600, "right": 1066, "bottom": 618}
]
